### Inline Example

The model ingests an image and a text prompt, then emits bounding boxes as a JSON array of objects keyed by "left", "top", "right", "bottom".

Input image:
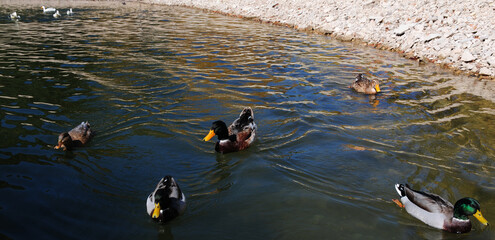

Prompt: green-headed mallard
[
  {"left": 146, "top": 176, "right": 186, "bottom": 223},
  {"left": 394, "top": 183, "right": 489, "bottom": 233},
  {"left": 349, "top": 74, "right": 380, "bottom": 94},
  {"left": 54, "top": 121, "right": 94, "bottom": 151},
  {"left": 203, "top": 107, "right": 256, "bottom": 154}
]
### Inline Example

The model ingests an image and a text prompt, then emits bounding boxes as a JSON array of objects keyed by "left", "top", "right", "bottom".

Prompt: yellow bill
[
  {"left": 203, "top": 129, "right": 215, "bottom": 141},
  {"left": 152, "top": 203, "right": 161, "bottom": 219},
  {"left": 473, "top": 210, "right": 489, "bottom": 225},
  {"left": 374, "top": 84, "right": 381, "bottom": 93}
]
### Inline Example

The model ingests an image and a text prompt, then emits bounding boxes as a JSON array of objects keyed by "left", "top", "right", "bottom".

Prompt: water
[{"left": 1, "top": 1, "right": 495, "bottom": 239}]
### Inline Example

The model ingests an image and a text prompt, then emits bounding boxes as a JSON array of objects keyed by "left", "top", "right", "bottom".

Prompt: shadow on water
[{"left": 1, "top": 0, "right": 495, "bottom": 239}]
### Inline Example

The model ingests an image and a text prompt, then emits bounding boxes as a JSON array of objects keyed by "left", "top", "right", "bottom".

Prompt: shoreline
[{"left": 144, "top": 0, "right": 495, "bottom": 79}]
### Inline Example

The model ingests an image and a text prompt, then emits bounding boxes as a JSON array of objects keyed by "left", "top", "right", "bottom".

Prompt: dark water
[{"left": 1, "top": 1, "right": 495, "bottom": 239}]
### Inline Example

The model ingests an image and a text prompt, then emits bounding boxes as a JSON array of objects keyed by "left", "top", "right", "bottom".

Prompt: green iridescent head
[{"left": 454, "top": 197, "right": 488, "bottom": 225}]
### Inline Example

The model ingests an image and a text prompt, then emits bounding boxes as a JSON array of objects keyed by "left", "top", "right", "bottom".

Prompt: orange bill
[
  {"left": 374, "top": 84, "right": 381, "bottom": 93},
  {"left": 203, "top": 129, "right": 215, "bottom": 141}
]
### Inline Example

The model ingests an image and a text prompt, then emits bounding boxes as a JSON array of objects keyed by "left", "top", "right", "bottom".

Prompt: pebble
[{"left": 461, "top": 51, "right": 476, "bottom": 62}]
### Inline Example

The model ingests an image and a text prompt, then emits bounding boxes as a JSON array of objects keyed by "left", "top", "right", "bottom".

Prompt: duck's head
[
  {"left": 54, "top": 132, "right": 72, "bottom": 151},
  {"left": 371, "top": 79, "right": 381, "bottom": 93},
  {"left": 203, "top": 120, "right": 229, "bottom": 141},
  {"left": 454, "top": 197, "right": 489, "bottom": 225}
]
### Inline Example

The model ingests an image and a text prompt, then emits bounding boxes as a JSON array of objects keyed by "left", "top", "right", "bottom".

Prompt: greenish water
[{"left": 1, "top": 1, "right": 495, "bottom": 239}]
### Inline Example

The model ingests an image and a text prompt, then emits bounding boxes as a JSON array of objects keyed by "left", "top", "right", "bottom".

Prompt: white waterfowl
[
  {"left": 53, "top": 10, "right": 61, "bottom": 18},
  {"left": 10, "top": 11, "right": 20, "bottom": 20},
  {"left": 41, "top": 6, "right": 56, "bottom": 13},
  {"left": 146, "top": 176, "right": 186, "bottom": 223},
  {"left": 67, "top": 8, "right": 73, "bottom": 15}
]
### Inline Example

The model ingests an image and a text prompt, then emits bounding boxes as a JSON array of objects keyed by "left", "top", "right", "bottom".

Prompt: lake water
[{"left": 1, "top": 1, "right": 495, "bottom": 239}]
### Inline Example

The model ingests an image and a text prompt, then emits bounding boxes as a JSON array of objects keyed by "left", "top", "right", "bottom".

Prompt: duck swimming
[
  {"left": 146, "top": 176, "right": 186, "bottom": 223},
  {"left": 54, "top": 121, "right": 94, "bottom": 151},
  {"left": 393, "top": 183, "right": 489, "bottom": 233},
  {"left": 203, "top": 107, "right": 256, "bottom": 154},
  {"left": 349, "top": 73, "right": 380, "bottom": 94},
  {"left": 53, "top": 10, "right": 61, "bottom": 18},
  {"left": 10, "top": 11, "right": 20, "bottom": 20},
  {"left": 41, "top": 6, "right": 56, "bottom": 13}
]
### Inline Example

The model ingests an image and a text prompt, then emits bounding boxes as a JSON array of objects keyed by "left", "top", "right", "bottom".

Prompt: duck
[
  {"left": 10, "top": 11, "right": 20, "bottom": 20},
  {"left": 203, "top": 107, "right": 257, "bottom": 154},
  {"left": 54, "top": 121, "right": 94, "bottom": 151},
  {"left": 67, "top": 8, "right": 73, "bottom": 16},
  {"left": 349, "top": 73, "right": 381, "bottom": 94},
  {"left": 393, "top": 183, "right": 489, "bottom": 233},
  {"left": 146, "top": 176, "right": 186, "bottom": 223},
  {"left": 41, "top": 6, "right": 56, "bottom": 13},
  {"left": 53, "top": 10, "right": 61, "bottom": 18}
]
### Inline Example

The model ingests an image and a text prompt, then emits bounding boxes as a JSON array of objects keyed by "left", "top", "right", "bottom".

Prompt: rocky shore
[{"left": 145, "top": 0, "right": 495, "bottom": 78}]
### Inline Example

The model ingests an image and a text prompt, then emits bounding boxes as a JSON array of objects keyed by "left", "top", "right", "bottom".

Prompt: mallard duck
[
  {"left": 203, "top": 107, "right": 257, "bottom": 154},
  {"left": 53, "top": 10, "right": 61, "bottom": 18},
  {"left": 349, "top": 73, "right": 380, "bottom": 94},
  {"left": 54, "top": 121, "right": 94, "bottom": 151},
  {"left": 67, "top": 8, "right": 73, "bottom": 16},
  {"left": 146, "top": 176, "right": 186, "bottom": 223},
  {"left": 10, "top": 12, "right": 20, "bottom": 20},
  {"left": 41, "top": 6, "right": 56, "bottom": 13},
  {"left": 393, "top": 183, "right": 489, "bottom": 233}
]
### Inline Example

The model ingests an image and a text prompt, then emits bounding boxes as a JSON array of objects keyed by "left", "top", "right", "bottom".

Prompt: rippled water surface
[{"left": 1, "top": 1, "right": 495, "bottom": 239}]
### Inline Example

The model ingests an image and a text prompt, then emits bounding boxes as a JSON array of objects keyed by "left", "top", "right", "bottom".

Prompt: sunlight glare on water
[{"left": 1, "top": 1, "right": 495, "bottom": 239}]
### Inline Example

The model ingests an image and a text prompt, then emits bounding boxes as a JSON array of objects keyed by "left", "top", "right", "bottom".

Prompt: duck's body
[
  {"left": 394, "top": 184, "right": 488, "bottom": 233},
  {"left": 10, "top": 11, "right": 20, "bottom": 20},
  {"left": 55, "top": 121, "right": 94, "bottom": 151},
  {"left": 349, "top": 74, "right": 380, "bottom": 94},
  {"left": 53, "top": 10, "right": 61, "bottom": 18},
  {"left": 203, "top": 107, "right": 256, "bottom": 154},
  {"left": 41, "top": 6, "right": 56, "bottom": 13},
  {"left": 146, "top": 176, "right": 186, "bottom": 223},
  {"left": 67, "top": 8, "right": 73, "bottom": 15}
]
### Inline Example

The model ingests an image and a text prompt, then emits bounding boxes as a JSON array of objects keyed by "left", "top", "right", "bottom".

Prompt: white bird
[
  {"left": 53, "top": 10, "right": 61, "bottom": 18},
  {"left": 67, "top": 8, "right": 73, "bottom": 15},
  {"left": 41, "top": 6, "right": 56, "bottom": 13},
  {"left": 10, "top": 11, "right": 20, "bottom": 20}
]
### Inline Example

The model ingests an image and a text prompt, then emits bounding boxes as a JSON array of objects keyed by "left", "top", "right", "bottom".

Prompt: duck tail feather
[{"left": 395, "top": 183, "right": 406, "bottom": 197}]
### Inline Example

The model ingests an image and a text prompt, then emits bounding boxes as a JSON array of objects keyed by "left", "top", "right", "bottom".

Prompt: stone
[
  {"left": 393, "top": 23, "right": 415, "bottom": 36},
  {"left": 423, "top": 33, "right": 441, "bottom": 42},
  {"left": 479, "top": 67, "right": 492, "bottom": 76},
  {"left": 461, "top": 51, "right": 476, "bottom": 62},
  {"left": 487, "top": 57, "right": 495, "bottom": 66}
]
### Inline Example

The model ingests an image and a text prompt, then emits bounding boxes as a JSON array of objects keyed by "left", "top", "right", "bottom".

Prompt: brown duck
[
  {"left": 349, "top": 73, "right": 381, "bottom": 94},
  {"left": 54, "top": 121, "right": 94, "bottom": 151},
  {"left": 203, "top": 107, "right": 256, "bottom": 154}
]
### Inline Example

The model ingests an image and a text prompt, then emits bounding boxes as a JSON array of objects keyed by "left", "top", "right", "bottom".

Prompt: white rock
[
  {"left": 393, "top": 23, "right": 415, "bottom": 36},
  {"left": 487, "top": 57, "right": 495, "bottom": 66},
  {"left": 461, "top": 51, "right": 476, "bottom": 62},
  {"left": 479, "top": 67, "right": 492, "bottom": 75},
  {"left": 423, "top": 33, "right": 441, "bottom": 42}
]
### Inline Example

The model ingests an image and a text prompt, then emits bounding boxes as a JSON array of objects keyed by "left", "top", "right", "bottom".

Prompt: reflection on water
[{"left": 0, "top": 1, "right": 494, "bottom": 239}]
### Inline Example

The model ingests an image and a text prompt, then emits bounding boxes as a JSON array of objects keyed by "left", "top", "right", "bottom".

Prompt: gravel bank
[{"left": 145, "top": 0, "right": 495, "bottom": 78}]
